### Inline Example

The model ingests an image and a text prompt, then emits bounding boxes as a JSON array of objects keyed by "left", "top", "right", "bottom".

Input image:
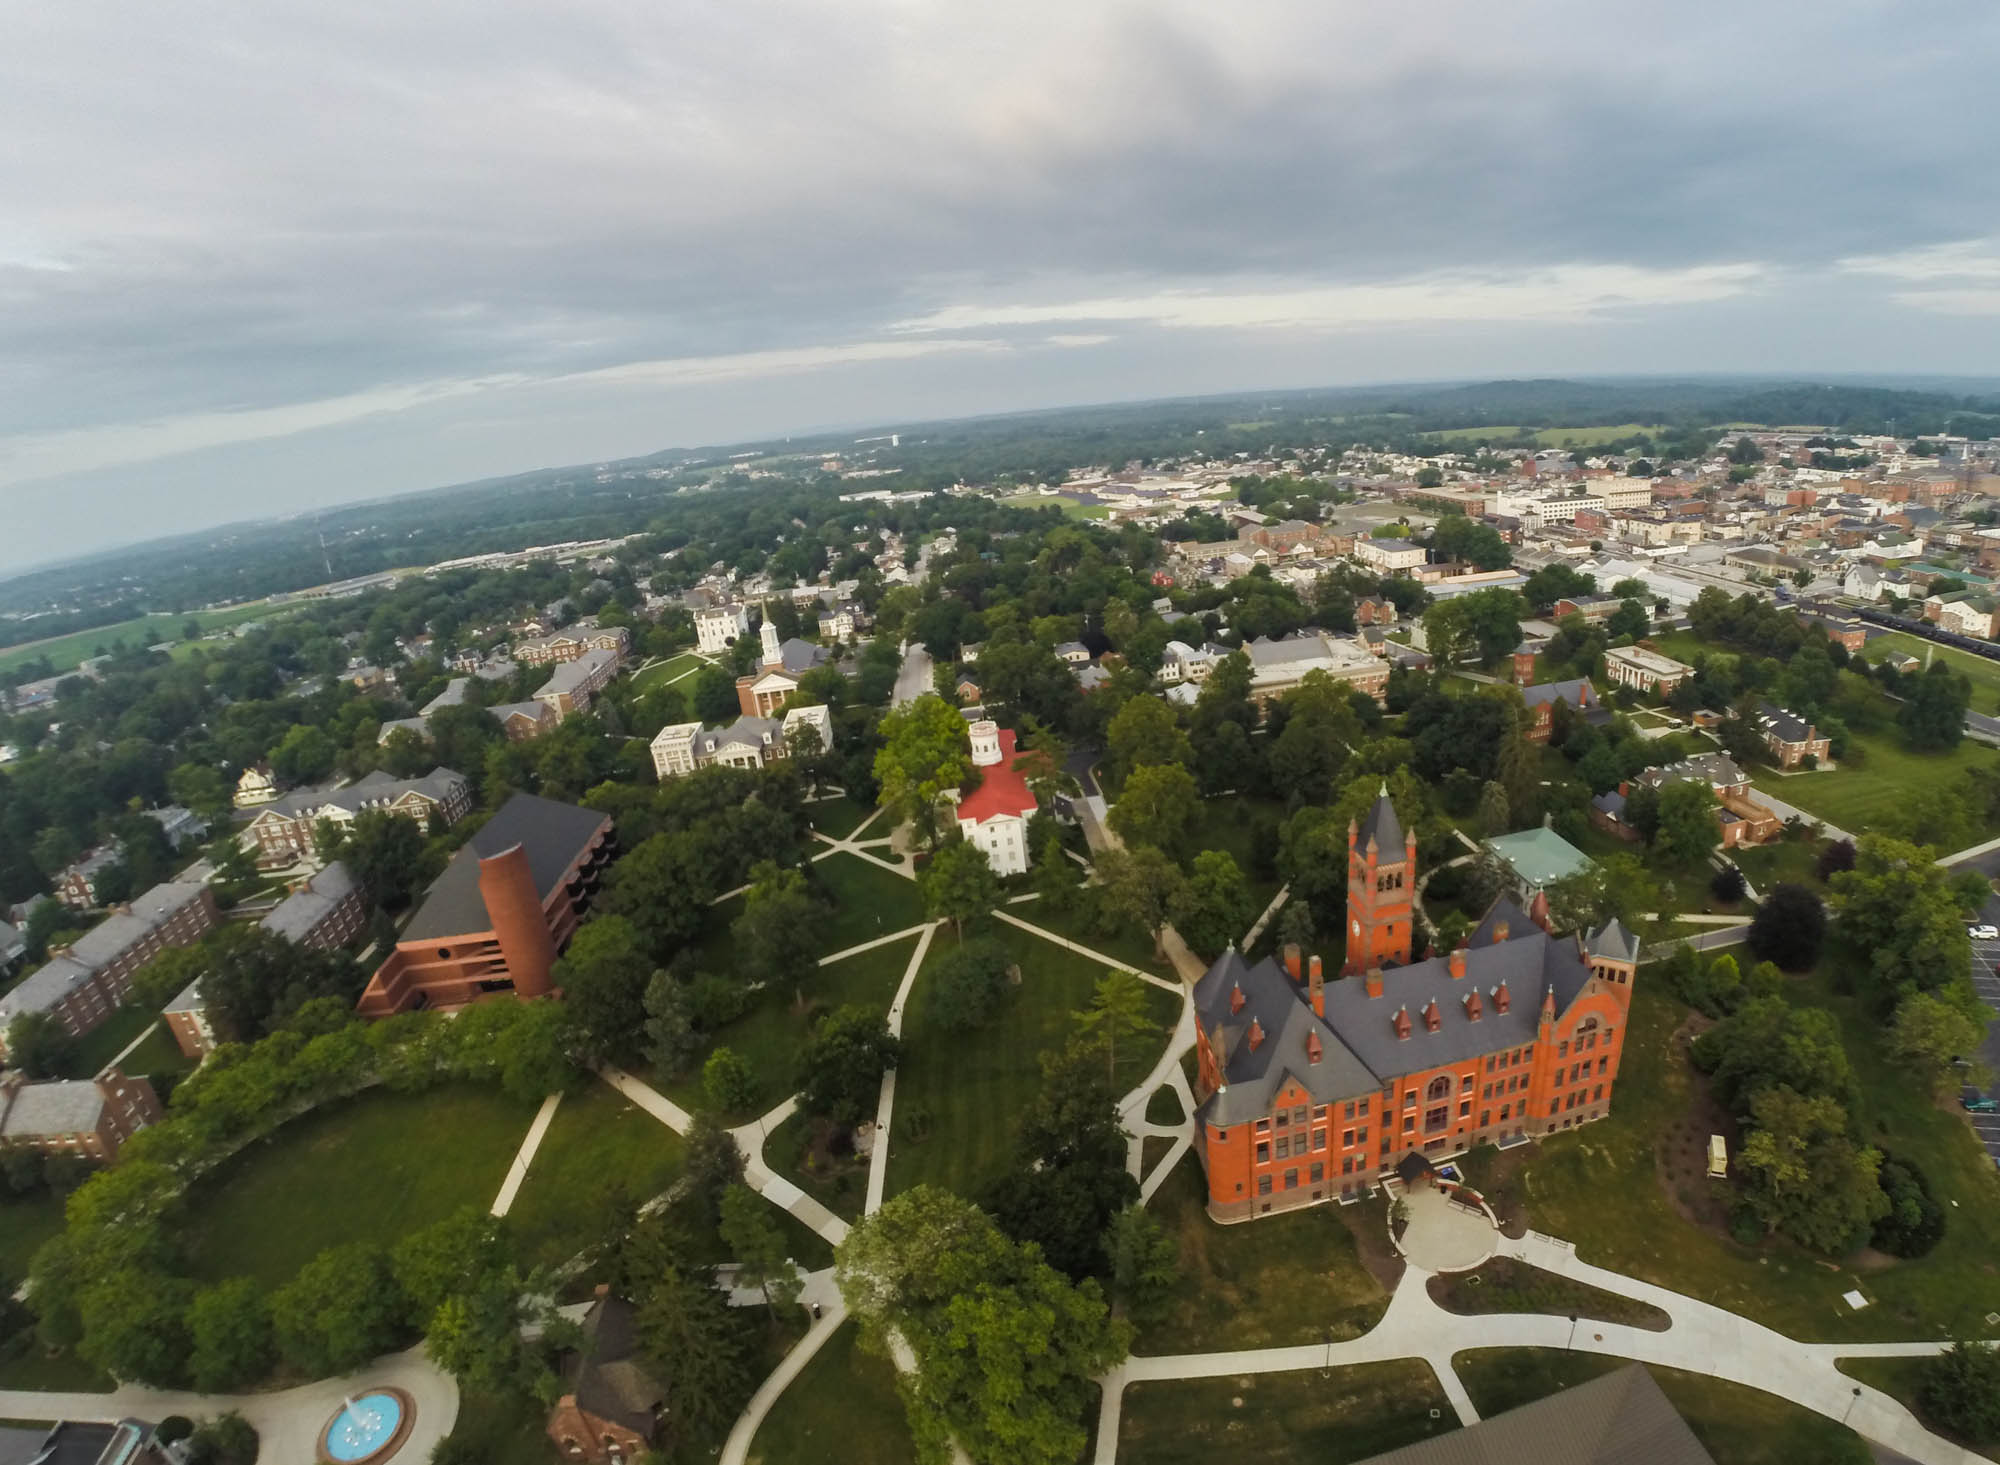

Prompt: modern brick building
[
  {"left": 1192, "top": 790, "right": 1638, "bottom": 1221},
  {"left": 535, "top": 647, "right": 622, "bottom": 719},
  {"left": 546, "top": 1288, "right": 663, "bottom": 1461},
  {"left": 1753, "top": 701, "right": 1831, "bottom": 768},
  {"left": 1520, "top": 677, "right": 1605, "bottom": 742},
  {"left": 736, "top": 625, "right": 834, "bottom": 717},
  {"left": 54, "top": 846, "right": 121, "bottom": 910},
  {"left": 357, "top": 793, "right": 613, "bottom": 1016},
  {"left": 0, "top": 1065, "right": 162, "bottom": 1161},
  {"left": 0, "top": 882, "right": 219, "bottom": 1060},
  {"left": 237, "top": 767, "right": 472, "bottom": 869},
  {"left": 513, "top": 621, "right": 632, "bottom": 667}
]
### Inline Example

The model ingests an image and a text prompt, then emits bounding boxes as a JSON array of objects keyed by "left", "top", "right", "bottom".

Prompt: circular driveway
[{"left": 1394, "top": 1182, "right": 1499, "bottom": 1273}]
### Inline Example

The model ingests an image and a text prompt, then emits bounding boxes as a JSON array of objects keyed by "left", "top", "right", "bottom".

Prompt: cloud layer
[{"left": 3, "top": 1, "right": 1998, "bottom": 571}]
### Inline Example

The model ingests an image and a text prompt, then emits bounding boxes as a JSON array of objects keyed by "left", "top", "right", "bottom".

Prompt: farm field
[{"left": 0, "top": 601, "right": 287, "bottom": 677}]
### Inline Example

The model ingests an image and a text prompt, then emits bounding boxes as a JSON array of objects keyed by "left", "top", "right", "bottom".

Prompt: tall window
[{"left": 1426, "top": 1075, "right": 1453, "bottom": 1101}]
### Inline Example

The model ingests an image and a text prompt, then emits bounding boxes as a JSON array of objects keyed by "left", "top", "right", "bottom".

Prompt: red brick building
[
  {"left": 1520, "top": 677, "right": 1603, "bottom": 742},
  {"left": 546, "top": 1288, "right": 663, "bottom": 1461},
  {"left": 1192, "top": 791, "right": 1638, "bottom": 1221},
  {"left": 357, "top": 793, "right": 612, "bottom": 1016},
  {"left": 0, "top": 1066, "right": 161, "bottom": 1161}
]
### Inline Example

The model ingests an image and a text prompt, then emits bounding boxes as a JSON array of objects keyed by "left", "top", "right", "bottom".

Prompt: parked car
[
  {"left": 1970, "top": 925, "right": 1998, "bottom": 940},
  {"left": 1961, "top": 1087, "right": 1999, "bottom": 1114}
]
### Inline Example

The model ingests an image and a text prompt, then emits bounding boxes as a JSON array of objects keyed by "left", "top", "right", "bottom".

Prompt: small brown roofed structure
[{"left": 547, "top": 1290, "right": 665, "bottom": 1462}]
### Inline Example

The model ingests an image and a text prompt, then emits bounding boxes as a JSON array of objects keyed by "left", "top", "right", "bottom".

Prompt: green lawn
[
  {"left": 1003, "top": 902, "right": 1179, "bottom": 982},
  {"left": 1426, "top": 1257, "right": 1669, "bottom": 1330},
  {"left": 96, "top": 1020, "right": 196, "bottom": 1086},
  {"left": 626, "top": 650, "right": 706, "bottom": 692},
  {"left": 1134, "top": 1155, "right": 1392, "bottom": 1353},
  {"left": 661, "top": 933, "right": 920, "bottom": 1118},
  {"left": 505, "top": 1081, "right": 684, "bottom": 1271},
  {"left": 1836, "top": 1357, "right": 2000, "bottom": 1462},
  {"left": 1119, "top": 1361, "right": 1456, "bottom": 1465},
  {"left": 804, "top": 795, "right": 881, "bottom": 840},
  {"left": 1726, "top": 838, "right": 1825, "bottom": 893},
  {"left": 1867, "top": 630, "right": 2000, "bottom": 715},
  {"left": 1468, "top": 960, "right": 2000, "bottom": 1342},
  {"left": 59, "top": 1006, "right": 166, "bottom": 1078},
  {"left": 0, "top": 601, "right": 288, "bottom": 677},
  {"left": 811, "top": 853, "right": 928, "bottom": 952},
  {"left": 747, "top": 1320, "right": 918, "bottom": 1465},
  {"left": 0, "top": 1346, "right": 112, "bottom": 1393},
  {"left": 1452, "top": 1350, "right": 1872, "bottom": 1465},
  {"left": 888, "top": 923, "right": 1179, "bottom": 1201},
  {"left": 182, "top": 1084, "right": 539, "bottom": 1287},
  {"left": 1750, "top": 729, "right": 2000, "bottom": 838},
  {"left": 0, "top": 1190, "right": 69, "bottom": 1283},
  {"left": 1145, "top": 1085, "right": 1185, "bottom": 1127},
  {"left": 1001, "top": 493, "right": 1110, "bottom": 520}
]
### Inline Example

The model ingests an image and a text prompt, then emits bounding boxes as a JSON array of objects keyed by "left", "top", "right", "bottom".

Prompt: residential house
[
  {"left": 358, "top": 793, "right": 614, "bottom": 1017},
  {"left": 0, "top": 882, "right": 219, "bottom": 1058},
  {"left": 1931, "top": 591, "right": 2000, "bottom": 640},
  {"left": 0, "top": 1067, "right": 161, "bottom": 1162},
  {"left": 1753, "top": 701, "right": 1831, "bottom": 769},
  {"left": 648, "top": 704, "right": 832, "bottom": 779},
  {"left": 1602, "top": 644, "right": 1692, "bottom": 697},
  {"left": 143, "top": 805, "right": 207, "bottom": 849},
  {"left": 54, "top": 846, "right": 122, "bottom": 911},
  {"left": 1053, "top": 641, "right": 1094, "bottom": 666},
  {"left": 546, "top": 1289, "right": 665, "bottom": 1462},
  {"left": 953, "top": 721, "right": 1040, "bottom": 877},
  {"left": 817, "top": 603, "right": 865, "bottom": 641},
  {"left": 1159, "top": 640, "right": 1225, "bottom": 685},
  {"left": 1192, "top": 790, "right": 1638, "bottom": 1220},
  {"left": 1615, "top": 752, "right": 1782, "bottom": 847},
  {"left": 535, "top": 647, "right": 621, "bottom": 719},
  {"left": 238, "top": 767, "right": 472, "bottom": 869},
  {"left": 233, "top": 765, "right": 280, "bottom": 808},
  {"left": 1354, "top": 596, "right": 1398, "bottom": 627}
]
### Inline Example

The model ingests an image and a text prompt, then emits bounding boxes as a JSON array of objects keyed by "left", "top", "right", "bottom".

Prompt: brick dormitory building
[
  {"left": 356, "top": 792, "right": 613, "bottom": 1016},
  {"left": 1192, "top": 790, "right": 1638, "bottom": 1221}
]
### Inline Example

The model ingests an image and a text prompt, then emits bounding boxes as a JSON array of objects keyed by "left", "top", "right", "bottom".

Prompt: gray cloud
[{"left": 2, "top": 1, "right": 1998, "bottom": 571}]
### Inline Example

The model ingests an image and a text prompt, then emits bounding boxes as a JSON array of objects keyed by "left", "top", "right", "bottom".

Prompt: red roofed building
[{"left": 953, "top": 721, "right": 1038, "bottom": 876}]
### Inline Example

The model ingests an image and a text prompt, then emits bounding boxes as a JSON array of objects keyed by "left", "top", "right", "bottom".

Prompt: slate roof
[
  {"left": 259, "top": 861, "right": 359, "bottom": 943},
  {"left": 1754, "top": 700, "right": 1815, "bottom": 744},
  {"left": 247, "top": 767, "right": 466, "bottom": 822},
  {"left": 1353, "top": 1363, "right": 1714, "bottom": 1465},
  {"left": 1355, "top": 787, "right": 1404, "bottom": 853},
  {"left": 0, "top": 1077, "right": 105, "bottom": 1140},
  {"left": 399, "top": 793, "right": 611, "bottom": 943},
  {"left": 776, "top": 637, "right": 830, "bottom": 674},
  {"left": 1586, "top": 918, "right": 1642, "bottom": 965},
  {"left": 564, "top": 1295, "right": 664, "bottom": 1440},
  {"left": 1520, "top": 677, "right": 1596, "bottom": 711},
  {"left": 1192, "top": 895, "right": 1617, "bottom": 1131},
  {"left": 1635, "top": 751, "right": 1746, "bottom": 792},
  {"left": 538, "top": 647, "right": 618, "bottom": 696}
]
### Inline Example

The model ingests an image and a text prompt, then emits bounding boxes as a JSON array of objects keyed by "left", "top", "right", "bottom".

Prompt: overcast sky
[{"left": 4, "top": 1, "right": 1999, "bottom": 575}]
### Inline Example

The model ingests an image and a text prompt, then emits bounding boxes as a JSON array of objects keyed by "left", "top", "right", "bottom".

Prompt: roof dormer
[{"left": 1422, "top": 998, "right": 1441, "bottom": 1034}]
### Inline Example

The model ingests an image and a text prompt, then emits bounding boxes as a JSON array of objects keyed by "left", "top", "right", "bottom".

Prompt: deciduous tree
[
  {"left": 1107, "top": 762, "right": 1200, "bottom": 858},
  {"left": 921, "top": 837, "right": 1001, "bottom": 942},
  {"left": 796, "top": 1005, "right": 901, "bottom": 1128}
]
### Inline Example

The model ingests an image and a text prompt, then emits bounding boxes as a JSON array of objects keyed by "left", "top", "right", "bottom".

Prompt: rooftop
[
  {"left": 956, "top": 727, "right": 1038, "bottom": 825},
  {"left": 1485, "top": 827, "right": 1595, "bottom": 891},
  {"left": 399, "top": 793, "right": 612, "bottom": 944},
  {"left": 1353, "top": 1364, "right": 1714, "bottom": 1465}
]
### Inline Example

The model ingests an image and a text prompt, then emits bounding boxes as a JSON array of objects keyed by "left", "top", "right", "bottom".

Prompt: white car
[{"left": 1970, "top": 925, "right": 1998, "bottom": 941}]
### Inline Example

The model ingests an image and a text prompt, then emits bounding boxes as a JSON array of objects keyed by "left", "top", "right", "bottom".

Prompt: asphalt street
[
  {"left": 1960, "top": 893, "right": 2000, "bottom": 1166},
  {"left": 889, "top": 641, "right": 933, "bottom": 708}
]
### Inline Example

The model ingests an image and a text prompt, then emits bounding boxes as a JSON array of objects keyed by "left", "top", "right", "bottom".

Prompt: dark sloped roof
[
  {"left": 1354, "top": 1364, "right": 1715, "bottom": 1465},
  {"left": 399, "top": 793, "right": 610, "bottom": 943},
  {"left": 1192, "top": 949, "right": 1381, "bottom": 1127},
  {"left": 1520, "top": 677, "right": 1596, "bottom": 710},
  {"left": 1356, "top": 787, "right": 1405, "bottom": 853},
  {"left": 565, "top": 1295, "right": 663, "bottom": 1439}
]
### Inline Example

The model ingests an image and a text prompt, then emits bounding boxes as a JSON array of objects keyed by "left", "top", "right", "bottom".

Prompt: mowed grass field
[
  {"left": 888, "top": 920, "right": 1179, "bottom": 1201},
  {"left": 181, "top": 1084, "right": 537, "bottom": 1286},
  {"left": 1865, "top": 629, "right": 2000, "bottom": 715},
  {"left": 1118, "top": 1362, "right": 1457, "bottom": 1465},
  {"left": 660, "top": 932, "right": 921, "bottom": 1118},
  {"left": 1453, "top": 1351, "right": 1872, "bottom": 1465},
  {"left": 504, "top": 1080, "right": 684, "bottom": 1269},
  {"left": 1135, "top": 1155, "right": 1391, "bottom": 1353},
  {"left": 747, "top": 1320, "right": 918, "bottom": 1465},
  {"left": 626, "top": 650, "right": 707, "bottom": 692},
  {"left": 1751, "top": 728, "right": 2000, "bottom": 836},
  {"left": 0, "top": 601, "right": 286, "bottom": 676},
  {"left": 1419, "top": 423, "right": 1662, "bottom": 449}
]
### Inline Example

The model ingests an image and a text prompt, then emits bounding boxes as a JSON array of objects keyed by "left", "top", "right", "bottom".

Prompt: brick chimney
[
  {"left": 478, "top": 843, "right": 557, "bottom": 999},
  {"left": 1448, "top": 948, "right": 1467, "bottom": 980},
  {"left": 1283, "top": 943, "right": 1302, "bottom": 982},
  {"left": 1422, "top": 998, "right": 1441, "bottom": 1033},
  {"left": 1365, "top": 967, "right": 1384, "bottom": 1000},
  {"left": 1493, "top": 981, "right": 1510, "bottom": 1014},
  {"left": 1308, "top": 955, "right": 1325, "bottom": 1018},
  {"left": 1393, "top": 1005, "right": 1412, "bottom": 1041}
]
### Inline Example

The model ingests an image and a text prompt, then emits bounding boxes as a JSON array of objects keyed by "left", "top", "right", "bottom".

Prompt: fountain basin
[{"left": 317, "top": 1387, "right": 415, "bottom": 1464}]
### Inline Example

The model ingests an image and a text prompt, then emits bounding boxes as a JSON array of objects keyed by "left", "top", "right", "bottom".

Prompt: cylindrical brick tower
[{"left": 478, "top": 843, "right": 557, "bottom": 999}]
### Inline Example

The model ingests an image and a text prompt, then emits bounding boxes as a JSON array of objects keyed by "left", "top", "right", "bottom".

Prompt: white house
[
  {"left": 694, "top": 603, "right": 750, "bottom": 655},
  {"left": 1353, "top": 536, "right": 1427, "bottom": 573}
]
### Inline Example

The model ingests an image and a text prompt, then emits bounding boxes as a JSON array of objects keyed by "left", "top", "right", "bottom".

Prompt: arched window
[{"left": 1426, "top": 1074, "right": 1452, "bottom": 1101}]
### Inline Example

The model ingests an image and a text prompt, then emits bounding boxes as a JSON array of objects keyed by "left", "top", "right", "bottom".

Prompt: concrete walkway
[
  {"left": 0, "top": 1346, "right": 458, "bottom": 1463},
  {"left": 489, "top": 1090, "right": 564, "bottom": 1216},
  {"left": 1088, "top": 1228, "right": 1989, "bottom": 1465}
]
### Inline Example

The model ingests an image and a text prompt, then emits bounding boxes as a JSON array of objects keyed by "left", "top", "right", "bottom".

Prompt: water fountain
[{"left": 317, "top": 1386, "right": 414, "bottom": 1463}]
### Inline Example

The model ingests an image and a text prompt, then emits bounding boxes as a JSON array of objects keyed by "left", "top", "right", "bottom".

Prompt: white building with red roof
[{"left": 954, "top": 720, "right": 1038, "bottom": 876}]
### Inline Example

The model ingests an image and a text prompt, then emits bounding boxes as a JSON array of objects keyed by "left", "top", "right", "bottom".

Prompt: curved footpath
[{"left": 0, "top": 1346, "right": 458, "bottom": 1462}]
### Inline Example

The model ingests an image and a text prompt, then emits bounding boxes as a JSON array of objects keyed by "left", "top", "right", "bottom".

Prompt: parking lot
[{"left": 1964, "top": 910, "right": 2000, "bottom": 1165}]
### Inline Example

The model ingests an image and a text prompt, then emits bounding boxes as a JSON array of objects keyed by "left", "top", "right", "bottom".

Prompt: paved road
[
  {"left": 1961, "top": 901, "right": 2000, "bottom": 1167},
  {"left": 890, "top": 641, "right": 933, "bottom": 707}
]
